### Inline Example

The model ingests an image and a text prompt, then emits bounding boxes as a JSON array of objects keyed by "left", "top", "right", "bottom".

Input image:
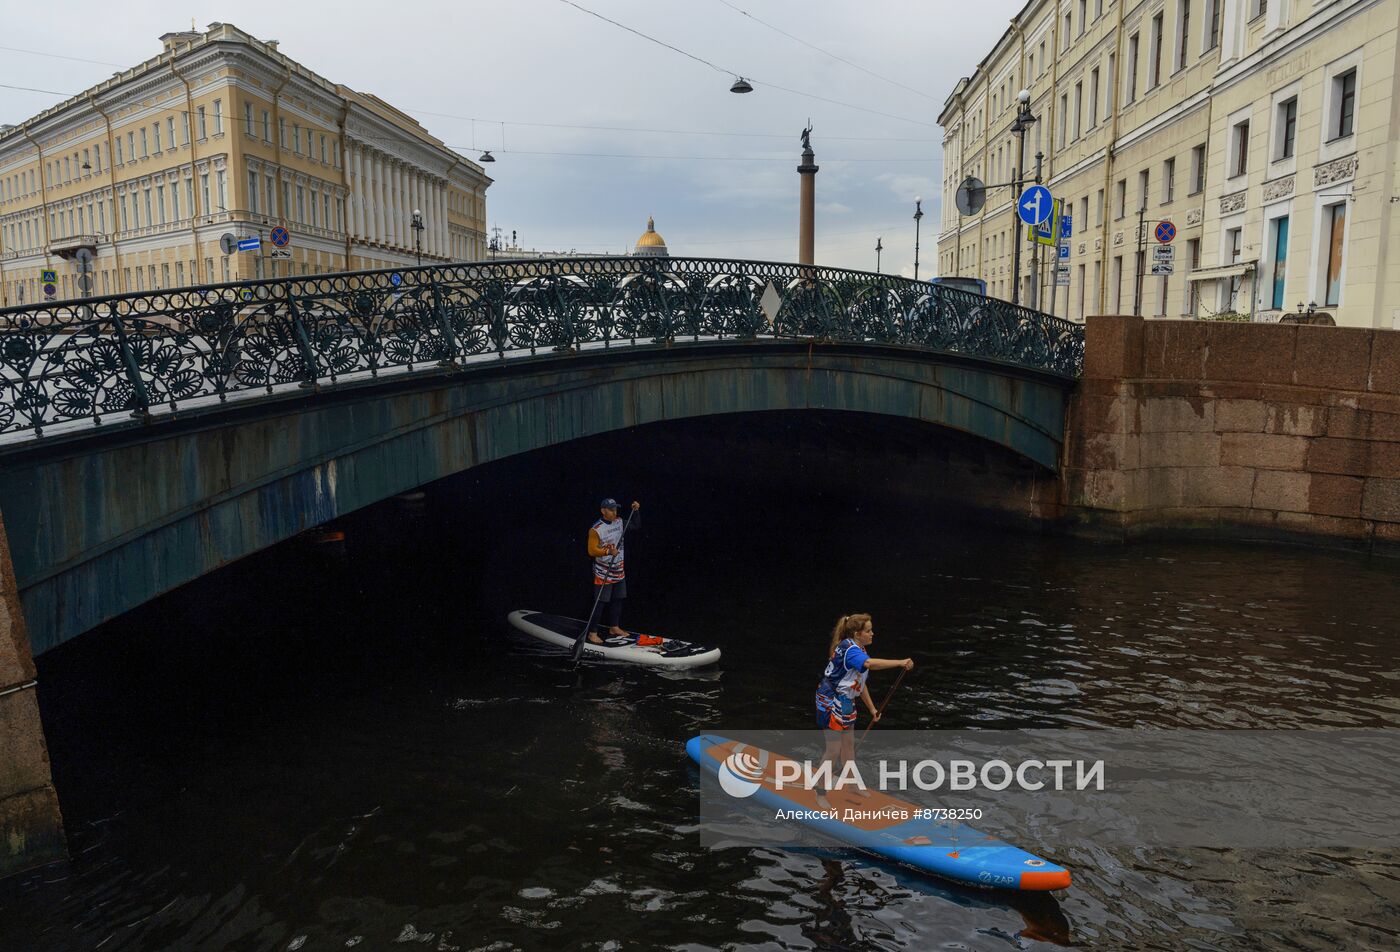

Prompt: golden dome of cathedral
[{"left": 634, "top": 216, "right": 669, "bottom": 256}]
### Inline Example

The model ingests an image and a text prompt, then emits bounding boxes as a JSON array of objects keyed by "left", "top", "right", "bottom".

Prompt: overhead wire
[
  {"left": 554, "top": 0, "right": 936, "bottom": 128},
  {"left": 710, "top": 0, "right": 937, "bottom": 101}
]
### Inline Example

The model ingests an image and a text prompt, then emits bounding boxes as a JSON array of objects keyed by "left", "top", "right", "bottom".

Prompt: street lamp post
[
  {"left": 410, "top": 208, "right": 425, "bottom": 267},
  {"left": 1009, "top": 89, "right": 1037, "bottom": 306},
  {"left": 875, "top": 237, "right": 883, "bottom": 274},
  {"left": 913, "top": 198, "right": 924, "bottom": 281}
]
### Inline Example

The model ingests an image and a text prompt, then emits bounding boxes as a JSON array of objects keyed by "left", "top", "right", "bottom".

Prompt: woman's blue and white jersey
[{"left": 816, "top": 638, "right": 871, "bottom": 701}]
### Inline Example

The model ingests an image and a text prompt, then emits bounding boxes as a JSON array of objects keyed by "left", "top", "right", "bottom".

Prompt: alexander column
[{"left": 797, "top": 122, "right": 818, "bottom": 265}]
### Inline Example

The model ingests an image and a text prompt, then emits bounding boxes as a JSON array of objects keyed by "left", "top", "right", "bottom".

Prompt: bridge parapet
[{"left": 0, "top": 257, "right": 1082, "bottom": 440}]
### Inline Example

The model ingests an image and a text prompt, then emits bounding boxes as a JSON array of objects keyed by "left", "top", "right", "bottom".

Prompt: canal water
[{"left": 6, "top": 413, "right": 1400, "bottom": 951}]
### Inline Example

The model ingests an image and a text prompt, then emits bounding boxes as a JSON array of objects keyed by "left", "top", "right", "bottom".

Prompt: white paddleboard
[{"left": 508, "top": 610, "right": 721, "bottom": 669}]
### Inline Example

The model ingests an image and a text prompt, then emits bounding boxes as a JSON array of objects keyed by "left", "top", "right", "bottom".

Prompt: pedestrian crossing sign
[{"left": 1027, "top": 200, "right": 1063, "bottom": 247}]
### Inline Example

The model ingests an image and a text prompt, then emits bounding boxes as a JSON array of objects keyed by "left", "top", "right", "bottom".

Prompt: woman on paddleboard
[{"left": 814, "top": 613, "right": 913, "bottom": 806}]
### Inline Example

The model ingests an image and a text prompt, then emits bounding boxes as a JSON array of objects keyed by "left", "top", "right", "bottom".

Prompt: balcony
[{"left": 49, "top": 234, "right": 101, "bottom": 260}]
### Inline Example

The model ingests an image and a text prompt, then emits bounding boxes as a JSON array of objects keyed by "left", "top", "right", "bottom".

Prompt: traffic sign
[
  {"left": 239, "top": 288, "right": 255, "bottom": 301},
  {"left": 271, "top": 249, "right": 292, "bottom": 259},
  {"left": 389, "top": 272, "right": 403, "bottom": 287},
  {"left": 1060, "top": 214, "right": 1073, "bottom": 238},
  {"left": 237, "top": 236, "right": 261, "bottom": 252},
  {"left": 43, "top": 282, "right": 56, "bottom": 297},
  {"left": 1155, "top": 220, "right": 1177, "bottom": 244},
  {"left": 1153, "top": 245, "right": 1176, "bottom": 261},
  {"left": 219, "top": 233, "right": 237, "bottom": 255},
  {"left": 1058, "top": 244, "right": 1070, "bottom": 260},
  {"left": 1018, "top": 185, "right": 1053, "bottom": 226},
  {"left": 41, "top": 269, "right": 56, "bottom": 283},
  {"left": 77, "top": 274, "right": 93, "bottom": 294},
  {"left": 1029, "top": 199, "right": 1062, "bottom": 246},
  {"left": 1151, "top": 261, "right": 1175, "bottom": 275},
  {"left": 270, "top": 226, "right": 291, "bottom": 248}
]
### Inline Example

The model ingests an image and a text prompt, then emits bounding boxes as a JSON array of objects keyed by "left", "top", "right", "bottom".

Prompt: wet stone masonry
[{"left": 1063, "top": 315, "right": 1400, "bottom": 549}]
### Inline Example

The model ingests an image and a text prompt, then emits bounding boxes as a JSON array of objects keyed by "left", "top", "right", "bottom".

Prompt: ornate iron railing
[{"left": 0, "top": 256, "right": 1083, "bottom": 438}]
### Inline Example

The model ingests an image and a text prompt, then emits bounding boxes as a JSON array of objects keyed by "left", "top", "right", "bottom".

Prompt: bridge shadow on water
[{"left": 13, "top": 409, "right": 1400, "bottom": 949}]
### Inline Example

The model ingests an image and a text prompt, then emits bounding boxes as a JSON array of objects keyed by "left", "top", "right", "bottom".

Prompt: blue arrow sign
[
  {"left": 1018, "top": 185, "right": 1053, "bottom": 226},
  {"left": 237, "top": 236, "right": 261, "bottom": 252}
]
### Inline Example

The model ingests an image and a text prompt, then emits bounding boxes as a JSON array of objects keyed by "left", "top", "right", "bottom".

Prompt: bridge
[{"left": 0, "top": 256, "right": 1082, "bottom": 656}]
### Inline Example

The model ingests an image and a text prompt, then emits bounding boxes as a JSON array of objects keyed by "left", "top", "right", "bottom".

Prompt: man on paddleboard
[
  {"left": 586, "top": 498, "right": 644, "bottom": 646},
  {"left": 814, "top": 613, "right": 913, "bottom": 807}
]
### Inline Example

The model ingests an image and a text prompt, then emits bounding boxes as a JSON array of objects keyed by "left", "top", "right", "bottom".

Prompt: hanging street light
[{"left": 730, "top": 76, "right": 754, "bottom": 94}]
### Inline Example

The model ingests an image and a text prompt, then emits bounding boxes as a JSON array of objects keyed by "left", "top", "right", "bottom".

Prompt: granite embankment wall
[
  {"left": 0, "top": 512, "right": 64, "bottom": 880},
  {"left": 1064, "top": 315, "right": 1400, "bottom": 549}
]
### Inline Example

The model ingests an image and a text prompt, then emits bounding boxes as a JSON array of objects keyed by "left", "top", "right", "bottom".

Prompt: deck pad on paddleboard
[
  {"left": 509, "top": 611, "right": 721, "bottom": 668},
  {"left": 687, "top": 734, "right": 1071, "bottom": 891}
]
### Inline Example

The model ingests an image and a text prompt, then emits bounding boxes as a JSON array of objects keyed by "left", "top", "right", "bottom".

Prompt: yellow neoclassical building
[
  {"left": 937, "top": 0, "right": 1399, "bottom": 328},
  {"left": 0, "top": 22, "right": 490, "bottom": 306}
]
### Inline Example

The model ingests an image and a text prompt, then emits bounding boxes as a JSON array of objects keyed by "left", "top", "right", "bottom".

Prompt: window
[
  {"left": 1252, "top": 0, "right": 1267, "bottom": 20},
  {"left": 262, "top": 110, "right": 271, "bottom": 141},
  {"left": 245, "top": 102, "right": 255, "bottom": 135},
  {"left": 1089, "top": 68, "right": 1100, "bottom": 127},
  {"left": 1232, "top": 119, "right": 1250, "bottom": 177},
  {"left": 1078, "top": 0, "right": 1087, "bottom": 35},
  {"left": 1106, "top": 53, "right": 1116, "bottom": 113},
  {"left": 320, "top": 134, "right": 327, "bottom": 163},
  {"left": 1324, "top": 203, "right": 1346, "bottom": 306},
  {"left": 1029, "top": 52, "right": 1035, "bottom": 79},
  {"left": 201, "top": 173, "right": 210, "bottom": 215},
  {"left": 154, "top": 123, "right": 162, "bottom": 153},
  {"left": 1074, "top": 82, "right": 1083, "bottom": 139},
  {"left": 1126, "top": 34, "right": 1139, "bottom": 103},
  {"left": 1115, "top": 178, "right": 1127, "bottom": 218},
  {"left": 157, "top": 185, "right": 166, "bottom": 224},
  {"left": 177, "top": 261, "right": 184, "bottom": 286},
  {"left": 1178, "top": 0, "right": 1191, "bottom": 70},
  {"left": 1059, "top": 94, "right": 1068, "bottom": 146},
  {"left": 168, "top": 116, "right": 177, "bottom": 147},
  {"left": 171, "top": 179, "right": 180, "bottom": 220},
  {"left": 63, "top": 156, "right": 70, "bottom": 181},
  {"left": 1270, "top": 215, "right": 1289, "bottom": 309},
  {"left": 94, "top": 143, "right": 101, "bottom": 172},
  {"left": 1096, "top": 188, "right": 1105, "bottom": 225},
  {"left": 1333, "top": 69, "right": 1357, "bottom": 140},
  {"left": 1039, "top": 41, "right": 1047, "bottom": 77},
  {"left": 249, "top": 171, "right": 259, "bottom": 214},
  {"left": 1163, "top": 158, "right": 1175, "bottom": 202},
  {"left": 197, "top": 106, "right": 207, "bottom": 140},
  {"left": 140, "top": 128, "right": 149, "bottom": 158},
  {"left": 213, "top": 99, "right": 223, "bottom": 134},
  {"left": 1138, "top": 169, "right": 1150, "bottom": 212},
  {"left": 1150, "top": 13, "right": 1164, "bottom": 89},
  {"left": 82, "top": 148, "right": 90, "bottom": 173},
  {"left": 1190, "top": 144, "right": 1207, "bottom": 193},
  {"left": 143, "top": 188, "right": 152, "bottom": 225},
  {"left": 1064, "top": 13, "right": 1072, "bottom": 49},
  {"left": 279, "top": 117, "right": 287, "bottom": 147},
  {"left": 162, "top": 263, "right": 170, "bottom": 288},
  {"left": 293, "top": 125, "right": 301, "bottom": 154},
  {"left": 217, "top": 170, "right": 227, "bottom": 212},
  {"left": 1226, "top": 227, "right": 1243, "bottom": 301},
  {"left": 267, "top": 175, "right": 276, "bottom": 216},
  {"left": 1277, "top": 97, "right": 1297, "bottom": 159}
]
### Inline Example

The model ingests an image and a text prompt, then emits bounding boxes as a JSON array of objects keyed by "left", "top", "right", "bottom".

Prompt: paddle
[
  {"left": 860, "top": 667, "right": 908, "bottom": 742},
  {"left": 571, "top": 507, "right": 636, "bottom": 664}
]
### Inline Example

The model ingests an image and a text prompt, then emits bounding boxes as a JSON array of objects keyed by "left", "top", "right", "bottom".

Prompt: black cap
[{"left": 600, "top": 498, "right": 620, "bottom": 510}]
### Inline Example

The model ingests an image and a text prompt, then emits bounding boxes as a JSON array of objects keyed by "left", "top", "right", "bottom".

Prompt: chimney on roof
[
  {"left": 159, "top": 30, "right": 202, "bottom": 54},
  {"left": 266, "top": 39, "right": 280, "bottom": 51}
]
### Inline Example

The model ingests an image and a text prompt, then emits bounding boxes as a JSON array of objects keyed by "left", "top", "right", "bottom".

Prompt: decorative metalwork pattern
[{"left": 0, "top": 257, "right": 1083, "bottom": 438}]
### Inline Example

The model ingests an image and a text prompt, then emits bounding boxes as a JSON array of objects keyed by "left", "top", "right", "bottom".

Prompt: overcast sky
[{"left": 0, "top": 0, "right": 1020, "bottom": 275}]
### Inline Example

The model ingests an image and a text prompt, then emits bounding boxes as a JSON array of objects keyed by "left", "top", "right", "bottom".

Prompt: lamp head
[{"left": 1017, "top": 88, "right": 1031, "bottom": 104}]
